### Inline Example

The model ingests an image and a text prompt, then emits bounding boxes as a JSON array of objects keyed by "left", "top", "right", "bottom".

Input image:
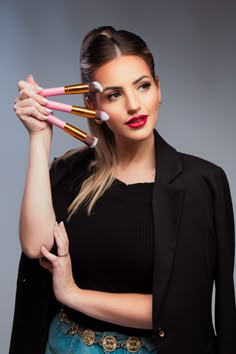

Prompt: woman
[{"left": 10, "top": 26, "right": 236, "bottom": 354}]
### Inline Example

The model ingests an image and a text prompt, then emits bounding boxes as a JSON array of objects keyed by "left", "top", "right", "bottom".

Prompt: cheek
[
  {"left": 147, "top": 91, "right": 160, "bottom": 111},
  {"left": 97, "top": 101, "right": 121, "bottom": 123},
  {"left": 105, "top": 112, "right": 120, "bottom": 130}
]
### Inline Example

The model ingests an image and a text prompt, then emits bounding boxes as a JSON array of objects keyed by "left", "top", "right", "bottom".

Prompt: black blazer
[{"left": 9, "top": 131, "right": 236, "bottom": 354}]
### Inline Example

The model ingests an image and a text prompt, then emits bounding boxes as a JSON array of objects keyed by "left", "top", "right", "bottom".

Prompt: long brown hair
[{"left": 65, "top": 26, "right": 157, "bottom": 217}]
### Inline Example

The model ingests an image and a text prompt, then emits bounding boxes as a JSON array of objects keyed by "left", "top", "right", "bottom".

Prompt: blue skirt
[{"left": 45, "top": 313, "right": 158, "bottom": 354}]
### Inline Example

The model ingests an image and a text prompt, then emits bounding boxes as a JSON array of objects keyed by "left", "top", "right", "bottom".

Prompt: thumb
[{"left": 26, "top": 74, "right": 37, "bottom": 86}]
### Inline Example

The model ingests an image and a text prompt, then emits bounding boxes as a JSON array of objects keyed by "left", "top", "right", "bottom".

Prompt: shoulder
[
  {"left": 178, "top": 151, "right": 222, "bottom": 175},
  {"left": 50, "top": 147, "right": 95, "bottom": 187},
  {"left": 177, "top": 151, "right": 230, "bottom": 191},
  {"left": 154, "top": 130, "right": 227, "bottom": 184}
]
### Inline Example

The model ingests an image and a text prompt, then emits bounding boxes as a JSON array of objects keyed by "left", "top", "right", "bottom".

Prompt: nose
[{"left": 125, "top": 91, "right": 141, "bottom": 115}]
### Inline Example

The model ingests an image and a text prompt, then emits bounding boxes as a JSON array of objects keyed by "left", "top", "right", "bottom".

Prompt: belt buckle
[
  {"left": 126, "top": 336, "right": 142, "bottom": 353},
  {"left": 102, "top": 335, "right": 117, "bottom": 352},
  {"left": 82, "top": 329, "right": 96, "bottom": 345}
]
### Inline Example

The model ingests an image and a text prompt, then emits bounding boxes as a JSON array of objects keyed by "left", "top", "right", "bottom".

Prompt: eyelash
[
  {"left": 106, "top": 82, "right": 151, "bottom": 101},
  {"left": 138, "top": 82, "right": 151, "bottom": 91},
  {"left": 107, "top": 92, "right": 121, "bottom": 101}
]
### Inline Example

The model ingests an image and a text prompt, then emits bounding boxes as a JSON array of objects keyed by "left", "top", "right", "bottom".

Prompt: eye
[
  {"left": 138, "top": 82, "right": 151, "bottom": 91},
  {"left": 107, "top": 91, "right": 122, "bottom": 101}
]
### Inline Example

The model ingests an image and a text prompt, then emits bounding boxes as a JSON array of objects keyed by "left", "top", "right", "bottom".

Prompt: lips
[{"left": 125, "top": 115, "right": 148, "bottom": 128}]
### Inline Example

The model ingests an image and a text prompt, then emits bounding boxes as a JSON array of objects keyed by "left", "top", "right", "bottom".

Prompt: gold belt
[{"left": 59, "top": 308, "right": 143, "bottom": 353}]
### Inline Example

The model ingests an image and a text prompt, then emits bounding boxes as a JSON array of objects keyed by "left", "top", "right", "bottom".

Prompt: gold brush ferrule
[
  {"left": 71, "top": 106, "right": 96, "bottom": 119},
  {"left": 64, "top": 84, "right": 90, "bottom": 94},
  {"left": 64, "top": 123, "right": 87, "bottom": 141}
]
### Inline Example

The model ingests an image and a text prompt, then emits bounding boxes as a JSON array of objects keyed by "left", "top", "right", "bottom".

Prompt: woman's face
[{"left": 91, "top": 55, "right": 161, "bottom": 144}]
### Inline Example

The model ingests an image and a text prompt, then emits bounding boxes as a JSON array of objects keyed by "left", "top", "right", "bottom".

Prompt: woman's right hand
[{"left": 14, "top": 75, "right": 53, "bottom": 136}]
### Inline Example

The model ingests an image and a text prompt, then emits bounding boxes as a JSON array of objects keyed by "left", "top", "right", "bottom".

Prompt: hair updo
[
  {"left": 80, "top": 26, "right": 155, "bottom": 101},
  {"left": 67, "top": 26, "right": 157, "bottom": 216}
]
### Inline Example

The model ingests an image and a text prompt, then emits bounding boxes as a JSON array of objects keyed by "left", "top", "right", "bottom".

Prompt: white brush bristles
[
  {"left": 85, "top": 135, "right": 98, "bottom": 148},
  {"left": 95, "top": 110, "right": 109, "bottom": 121},
  {"left": 89, "top": 81, "right": 103, "bottom": 93}
]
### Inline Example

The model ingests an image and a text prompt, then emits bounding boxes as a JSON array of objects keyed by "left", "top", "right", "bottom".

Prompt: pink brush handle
[
  {"left": 47, "top": 114, "right": 65, "bottom": 129},
  {"left": 45, "top": 100, "right": 71, "bottom": 113},
  {"left": 40, "top": 87, "right": 65, "bottom": 97}
]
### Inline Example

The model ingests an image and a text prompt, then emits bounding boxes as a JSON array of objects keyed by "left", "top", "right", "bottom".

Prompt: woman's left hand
[{"left": 40, "top": 221, "right": 78, "bottom": 304}]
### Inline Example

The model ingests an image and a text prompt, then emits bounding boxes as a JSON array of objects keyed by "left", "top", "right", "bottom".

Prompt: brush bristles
[
  {"left": 89, "top": 81, "right": 103, "bottom": 93},
  {"left": 85, "top": 135, "right": 98, "bottom": 148},
  {"left": 95, "top": 110, "right": 109, "bottom": 121}
]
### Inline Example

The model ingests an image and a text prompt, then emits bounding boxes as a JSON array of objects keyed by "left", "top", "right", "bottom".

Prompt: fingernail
[
  {"left": 41, "top": 97, "right": 48, "bottom": 104},
  {"left": 45, "top": 108, "right": 53, "bottom": 114},
  {"left": 35, "top": 86, "right": 43, "bottom": 91},
  {"left": 59, "top": 221, "right": 64, "bottom": 227}
]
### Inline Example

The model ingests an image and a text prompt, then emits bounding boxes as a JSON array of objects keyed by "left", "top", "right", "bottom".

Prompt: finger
[
  {"left": 18, "top": 87, "right": 48, "bottom": 105},
  {"left": 41, "top": 246, "right": 57, "bottom": 263},
  {"left": 58, "top": 221, "right": 69, "bottom": 246},
  {"left": 39, "top": 258, "right": 53, "bottom": 272},
  {"left": 26, "top": 74, "right": 43, "bottom": 93},
  {"left": 54, "top": 223, "right": 68, "bottom": 256},
  {"left": 14, "top": 97, "right": 52, "bottom": 118},
  {"left": 54, "top": 229, "right": 68, "bottom": 256},
  {"left": 14, "top": 104, "right": 51, "bottom": 121},
  {"left": 26, "top": 74, "right": 37, "bottom": 86},
  {"left": 18, "top": 79, "right": 42, "bottom": 93}
]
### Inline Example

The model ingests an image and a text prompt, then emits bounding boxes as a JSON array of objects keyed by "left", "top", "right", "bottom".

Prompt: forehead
[{"left": 92, "top": 55, "right": 151, "bottom": 86}]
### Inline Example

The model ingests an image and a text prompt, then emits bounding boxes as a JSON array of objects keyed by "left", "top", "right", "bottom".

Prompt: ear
[
  {"left": 155, "top": 75, "right": 162, "bottom": 104},
  {"left": 85, "top": 96, "right": 95, "bottom": 110}
]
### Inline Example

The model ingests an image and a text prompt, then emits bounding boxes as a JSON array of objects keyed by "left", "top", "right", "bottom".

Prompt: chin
[{"left": 124, "top": 127, "right": 155, "bottom": 143}]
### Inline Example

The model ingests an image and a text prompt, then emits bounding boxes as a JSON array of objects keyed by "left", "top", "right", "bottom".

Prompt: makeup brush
[
  {"left": 45, "top": 100, "right": 109, "bottom": 121},
  {"left": 40, "top": 81, "right": 103, "bottom": 97},
  {"left": 47, "top": 114, "right": 98, "bottom": 147}
]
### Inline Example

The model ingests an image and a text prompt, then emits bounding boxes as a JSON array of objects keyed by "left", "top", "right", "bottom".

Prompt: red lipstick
[{"left": 126, "top": 115, "right": 148, "bottom": 128}]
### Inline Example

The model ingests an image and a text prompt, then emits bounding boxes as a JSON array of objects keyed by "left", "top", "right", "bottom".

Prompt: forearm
[
  {"left": 64, "top": 287, "right": 153, "bottom": 329},
  {"left": 20, "top": 132, "right": 55, "bottom": 258}
]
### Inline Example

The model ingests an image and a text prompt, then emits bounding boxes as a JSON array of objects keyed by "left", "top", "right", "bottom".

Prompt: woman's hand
[
  {"left": 14, "top": 75, "right": 52, "bottom": 136},
  {"left": 40, "top": 222, "right": 152, "bottom": 329},
  {"left": 40, "top": 221, "right": 78, "bottom": 304}
]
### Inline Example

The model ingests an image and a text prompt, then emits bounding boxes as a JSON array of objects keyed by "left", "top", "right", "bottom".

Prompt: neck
[{"left": 114, "top": 133, "right": 156, "bottom": 184}]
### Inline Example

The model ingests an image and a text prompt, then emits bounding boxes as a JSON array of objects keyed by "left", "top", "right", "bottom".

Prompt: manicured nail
[
  {"left": 45, "top": 108, "right": 53, "bottom": 114},
  {"left": 41, "top": 115, "right": 49, "bottom": 120},
  {"left": 41, "top": 97, "right": 48, "bottom": 104},
  {"left": 35, "top": 86, "right": 43, "bottom": 91}
]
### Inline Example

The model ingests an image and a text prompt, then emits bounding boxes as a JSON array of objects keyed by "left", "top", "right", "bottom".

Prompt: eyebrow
[{"left": 102, "top": 75, "right": 151, "bottom": 92}]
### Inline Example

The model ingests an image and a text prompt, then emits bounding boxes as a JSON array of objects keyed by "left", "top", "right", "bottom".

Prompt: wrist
[
  {"left": 29, "top": 130, "right": 52, "bottom": 159},
  {"left": 61, "top": 283, "right": 82, "bottom": 309},
  {"left": 29, "top": 128, "right": 52, "bottom": 143}
]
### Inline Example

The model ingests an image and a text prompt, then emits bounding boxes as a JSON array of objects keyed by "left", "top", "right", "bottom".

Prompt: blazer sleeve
[{"left": 213, "top": 167, "right": 236, "bottom": 354}]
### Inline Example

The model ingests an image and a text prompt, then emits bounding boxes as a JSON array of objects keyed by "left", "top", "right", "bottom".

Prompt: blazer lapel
[{"left": 152, "top": 131, "right": 185, "bottom": 328}]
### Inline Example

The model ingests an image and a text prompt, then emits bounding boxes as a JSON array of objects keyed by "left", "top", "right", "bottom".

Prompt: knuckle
[
  {"left": 28, "top": 97, "right": 35, "bottom": 105},
  {"left": 27, "top": 106, "right": 36, "bottom": 117}
]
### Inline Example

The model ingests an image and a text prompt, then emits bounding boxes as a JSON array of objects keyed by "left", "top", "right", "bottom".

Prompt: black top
[
  {"left": 9, "top": 131, "right": 236, "bottom": 354},
  {"left": 65, "top": 179, "right": 154, "bottom": 336}
]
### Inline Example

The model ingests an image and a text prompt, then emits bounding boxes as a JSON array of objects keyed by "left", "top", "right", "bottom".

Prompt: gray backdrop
[{"left": 0, "top": 0, "right": 235, "bottom": 352}]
